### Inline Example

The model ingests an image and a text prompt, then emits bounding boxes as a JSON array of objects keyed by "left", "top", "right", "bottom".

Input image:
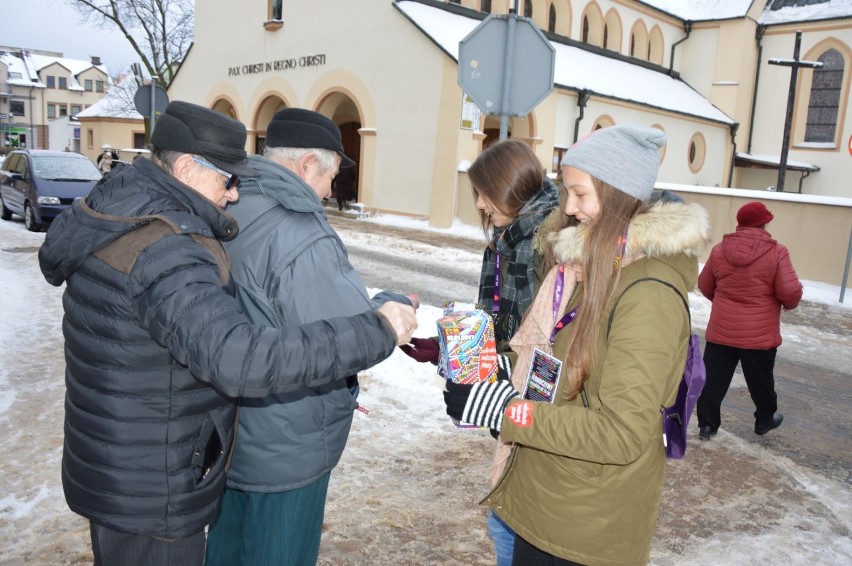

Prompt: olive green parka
[{"left": 485, "top": 201, "right": 709, "bottom": 565}]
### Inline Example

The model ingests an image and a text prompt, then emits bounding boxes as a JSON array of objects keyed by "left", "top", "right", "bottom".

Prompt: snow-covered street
[{"left": 1, "top": 213, "right": 850, "bottom": 565}]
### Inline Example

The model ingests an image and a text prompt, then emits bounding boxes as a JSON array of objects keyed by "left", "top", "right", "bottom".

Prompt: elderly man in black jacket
[{"left": 38, "top": 101, "right": 416, "bottom": 566}]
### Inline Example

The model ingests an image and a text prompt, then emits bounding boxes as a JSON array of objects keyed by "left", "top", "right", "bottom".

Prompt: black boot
[{"left": 754, "top": 412, "right": 783, "bottom": 435}]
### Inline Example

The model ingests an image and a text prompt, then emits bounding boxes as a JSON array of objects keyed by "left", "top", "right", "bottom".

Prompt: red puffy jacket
[{"left": 699, "top": 226, "right": 802, "bottom": 349}]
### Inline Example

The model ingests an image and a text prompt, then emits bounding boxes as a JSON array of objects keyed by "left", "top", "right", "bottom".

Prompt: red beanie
[{"left": 737, "top": 202, "right": 774, "bottom": 228}]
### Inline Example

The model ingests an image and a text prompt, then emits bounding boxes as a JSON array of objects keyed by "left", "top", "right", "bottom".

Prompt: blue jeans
[{"left": 488, "top": 509, "right": 516, "bottom": 566}]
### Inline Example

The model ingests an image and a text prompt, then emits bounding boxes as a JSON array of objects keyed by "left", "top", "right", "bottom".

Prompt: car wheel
[
  {"left": 24, "top": 203, "right": 42, "bottom": 232},
  {"left": 0, "top": 198, "right": 11, "bottom": 221}
]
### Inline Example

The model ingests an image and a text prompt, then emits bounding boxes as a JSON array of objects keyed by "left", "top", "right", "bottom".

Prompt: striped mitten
[{"left": 461, "top": 380, "right": 520, "bottom": 432}]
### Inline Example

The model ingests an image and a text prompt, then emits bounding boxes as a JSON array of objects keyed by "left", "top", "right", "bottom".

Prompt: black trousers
[
  {"left": 696, "top": 342, "right": 778, "bottom": 431},
  {"left": 513, "top": 535, "right": 585, "bottom": 565},
  {"left": 90, "top": 522, "right": 205, "bottom": 566}
]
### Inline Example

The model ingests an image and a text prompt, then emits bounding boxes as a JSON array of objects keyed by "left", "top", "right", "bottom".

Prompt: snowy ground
[{"left": 0, "top": 213, "right": 850, "bottom": 565}]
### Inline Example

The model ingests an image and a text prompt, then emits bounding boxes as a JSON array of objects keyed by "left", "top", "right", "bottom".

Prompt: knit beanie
[
  {"left": 736, "top": 201, "right": 774, "bottom": 227},
  {"left": 560, "top": 124, "right": 666, "bottom": 203}
]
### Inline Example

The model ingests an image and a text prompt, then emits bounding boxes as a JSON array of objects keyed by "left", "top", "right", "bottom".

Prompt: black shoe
[
  {"left": 755, "top": 412, "right": 783, "bottom": 435},
  {"left": 698, "top": 426, "right": 717, "bottom": 441}
]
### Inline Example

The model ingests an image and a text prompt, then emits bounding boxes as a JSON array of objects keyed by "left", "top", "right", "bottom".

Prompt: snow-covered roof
[
  {"left": 1, "top": 49, "right": 109, "bottom": 90},
  {"left": 76, "top": 73, "right": 143, "bottom": 120},
  {"left": 638, "top": 0, "right": 756, "bottom": 22},
  {"left": 394, "top": 1, "right": 733, "bottom": 125},
  {"left": 760, "top": 0, "right": 852, "bottom": 25},
  {"left": 735, "top": 151, "right": 820, "bottom": 171},
  {"left": 0, "top": 51, "right": 44, "bottom": 87}
]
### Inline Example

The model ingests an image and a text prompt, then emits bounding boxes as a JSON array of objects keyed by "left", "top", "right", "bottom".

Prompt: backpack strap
[{"left": 606, "top": 277, "right": 690, "bottom": 338}]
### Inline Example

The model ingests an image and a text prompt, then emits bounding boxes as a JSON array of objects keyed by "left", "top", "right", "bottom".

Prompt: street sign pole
[
  {"left": 498, "top": 3, "right": 519, "bottom": 141},
  {"left": 458, "top": 4, "right": 554, "bottom": 141}
]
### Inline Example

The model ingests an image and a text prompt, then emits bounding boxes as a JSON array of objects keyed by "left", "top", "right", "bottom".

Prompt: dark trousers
[
  {"left": 513, "top": 535, "right": 585, "bottom": 565},
  {"left": 696, "top": 342, "right": 778, "bottom": 431},
  {"left": 90, "top": 522, "right": 205, "bottom": 566}
]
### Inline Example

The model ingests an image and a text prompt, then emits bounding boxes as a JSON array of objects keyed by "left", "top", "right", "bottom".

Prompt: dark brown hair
[{"left": 468, "top": 139, "right": 544, "bottom": 237}]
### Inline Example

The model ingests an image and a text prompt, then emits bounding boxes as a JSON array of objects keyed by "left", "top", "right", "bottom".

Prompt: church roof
[{"left": 395, "top": 1, "right": 733, "bottom": 125}]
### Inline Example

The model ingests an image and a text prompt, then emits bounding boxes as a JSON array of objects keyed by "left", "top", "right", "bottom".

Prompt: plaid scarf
[{"left": 477, "top": 179, "right": 559, "bottom": 350}]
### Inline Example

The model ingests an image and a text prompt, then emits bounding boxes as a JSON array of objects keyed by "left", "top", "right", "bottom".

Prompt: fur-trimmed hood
[{"left": 550, "top": 201, "right": 710, "bottom": 266}]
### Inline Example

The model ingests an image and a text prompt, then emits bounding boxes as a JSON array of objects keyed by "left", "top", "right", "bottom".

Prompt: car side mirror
[{"left": 10, "top": 172, "right": 23, "bottom": 181}]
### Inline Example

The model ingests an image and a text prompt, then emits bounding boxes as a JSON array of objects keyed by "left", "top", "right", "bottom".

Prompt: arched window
[
  {"left": 582, "top": 15, "right": 590, "bottom": 43},
  {"left": 548, "top": 4, "right": 556, "bottom": 33},
  {"left": 805, "top": 49, "right": 844, "bottom": 142},
  {"left": 524, "top": 0, "right": 533, "bottom": 17},
  {"left": 481, "top": 0, "right": 492, "bottom": 12}
]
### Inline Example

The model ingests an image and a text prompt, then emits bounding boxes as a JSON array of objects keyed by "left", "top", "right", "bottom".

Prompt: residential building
[
  {"left": 75, "top": 73, "right": 146, "bottom": 164},
  {"left": 0, "top": 46, "right": 111, "bottom": 153}
]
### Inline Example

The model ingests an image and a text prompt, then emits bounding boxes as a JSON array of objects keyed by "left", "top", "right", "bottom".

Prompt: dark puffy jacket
[
  {"left": 37, "top": 158, "right": 396, "bottom": 538},
  {"left": 698, "top": 226, "right": 802, "bottom": 349}
]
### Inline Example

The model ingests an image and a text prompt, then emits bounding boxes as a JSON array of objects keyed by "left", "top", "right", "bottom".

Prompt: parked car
[{"left": 0, "top": 149, "right": 102, "bottom": 232}]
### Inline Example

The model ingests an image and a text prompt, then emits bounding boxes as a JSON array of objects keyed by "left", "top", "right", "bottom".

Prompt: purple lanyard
[
  {"left": 551, "top": 264, "right": 578, "bottom": 344},
  {"left": 492, "top": 252, "right": 501, "bottom": 314}
]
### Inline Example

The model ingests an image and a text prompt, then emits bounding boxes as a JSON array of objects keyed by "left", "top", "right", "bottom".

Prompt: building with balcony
[{"left": 0, "top": 46, "right": 111, "bottom": 153}]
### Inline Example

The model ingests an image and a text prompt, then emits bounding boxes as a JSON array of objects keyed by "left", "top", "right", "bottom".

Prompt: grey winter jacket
[
  {"left": 224, "top": 155, "right": 401, "bottom": 491},
  {"left": 37, "top": 158, "right": 397, "bottom": 538}
]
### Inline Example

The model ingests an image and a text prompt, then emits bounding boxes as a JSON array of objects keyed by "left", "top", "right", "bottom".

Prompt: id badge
[{"left": 522, "top": 348, "right": 563, "bottom": 403}]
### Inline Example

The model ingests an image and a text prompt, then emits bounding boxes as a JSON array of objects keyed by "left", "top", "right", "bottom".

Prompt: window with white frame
[{"left": 805, "top": 49, "right": 844, "bottom": 143}]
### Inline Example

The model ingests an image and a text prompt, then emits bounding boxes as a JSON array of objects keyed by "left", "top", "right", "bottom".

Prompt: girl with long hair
[{"left": 402, "top": 138, "right": 559, "bottom": 564}]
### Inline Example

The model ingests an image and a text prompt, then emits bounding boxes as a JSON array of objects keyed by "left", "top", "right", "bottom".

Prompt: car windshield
[{"left": 31, "top": 155, "right": 102, "bottom": 181}]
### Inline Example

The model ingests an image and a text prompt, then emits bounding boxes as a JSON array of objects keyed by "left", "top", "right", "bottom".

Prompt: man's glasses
[{"left": 192, "top": 156, "right": 241, "bottom": 189}]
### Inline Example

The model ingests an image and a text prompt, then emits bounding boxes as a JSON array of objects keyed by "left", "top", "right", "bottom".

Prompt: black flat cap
[
  {"left": 266, "top": 108, "right": 355, "bottom": 168},
  {"left": 151, "top": 100, "right": 256, "bottom": 177}
]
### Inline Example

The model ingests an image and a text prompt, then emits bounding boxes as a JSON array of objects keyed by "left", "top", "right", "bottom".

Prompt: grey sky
[{"left": 2, "top": 0, "right": 143, "bottom": 75}]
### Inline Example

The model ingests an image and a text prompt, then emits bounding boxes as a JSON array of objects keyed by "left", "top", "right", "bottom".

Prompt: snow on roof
[
  {"left": 2, "top": 49, "right": 109, "bottom": 89},
  {"left": 76, "top": 73, "right": 143, "bottom": 120},
  {"left": 0, "top": 51, "right": 44, "bottom": 87},
  {"left": 638, "top": 0, "right": 756, "bottom": 22},
  {"left": 395, "top": 1, "right": 733, "bottom": 125},
  {"left": 736, "top": 151, "right": 820, "bottom": 171},
  {"left": 760, "top": 0, "right": 852, "bottom": 25}
]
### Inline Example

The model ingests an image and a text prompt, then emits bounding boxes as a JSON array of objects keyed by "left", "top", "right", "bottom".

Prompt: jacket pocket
[{"left": 191, "top": 417, "right": 224, "bottom": 486}]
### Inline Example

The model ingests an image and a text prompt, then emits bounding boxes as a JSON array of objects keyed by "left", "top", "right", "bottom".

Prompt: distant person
[
  {"left": 63, "top": 146, "right": 71, "bottom": 152},
  {"left": 333, "top": 163, "right": 356, "bottom": 210},
  {"left": 98, "top": 149, "right": 113, "bottom": 173},
  {"left": 401, "top": 138, "right": 559, "bottom": 565},
  {"left": 37, "top": 100, "right": 416, "bottom": 565},
  {"left": 204, "top": 108, "right": 417, "bottom": 565},
  {"left": 442, "top": 125, "right": 709, "bottom": 565},
  {"left": 696, "top": 201, "right": 802, "bottom": 440}
]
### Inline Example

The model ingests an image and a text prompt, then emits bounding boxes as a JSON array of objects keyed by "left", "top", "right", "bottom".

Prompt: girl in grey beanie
[{"left": 446, "top": 124, "right": 710, "bottom": 565}]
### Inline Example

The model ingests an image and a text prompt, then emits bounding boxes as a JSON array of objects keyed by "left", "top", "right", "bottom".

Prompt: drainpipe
[
  {"left": 797, "top": 169, "right": 811, "bottom": 194},
  {"left": 29, "top": 86, "right": 36, "bottom": 149},
  {"left": 747, "top": 24, "right": 766, "bottom": 154},
  {"left": 573, "top": 90, "right": 591, "bottom": 143},
  {"left": 727, "top": 122, "right": 739, "bottom": 188},
  {"left": 669, "top": 21, "right": 692, "bottom": 75}
]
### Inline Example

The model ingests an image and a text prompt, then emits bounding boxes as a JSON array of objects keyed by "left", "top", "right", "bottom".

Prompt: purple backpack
[{"left": 608, "top": 278, "right": 706, "bottom": 460}]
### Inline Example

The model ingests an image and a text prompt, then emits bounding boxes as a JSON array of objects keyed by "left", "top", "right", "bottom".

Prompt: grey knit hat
[{"left": 560, "top": 125, "right": 666, "bottom": 203}]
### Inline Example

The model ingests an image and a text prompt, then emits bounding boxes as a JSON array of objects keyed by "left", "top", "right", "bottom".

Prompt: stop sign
[{"left": 458, "top": 15, "right": 555, "bottom": 117}]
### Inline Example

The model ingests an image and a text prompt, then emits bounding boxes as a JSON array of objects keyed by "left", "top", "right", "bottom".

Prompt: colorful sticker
[{"left": 506, "top": 401, "right": 534, "bottom": 428}]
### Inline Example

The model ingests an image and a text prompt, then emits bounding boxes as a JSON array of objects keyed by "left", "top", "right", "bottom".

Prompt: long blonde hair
[{"left": 562, "top": 179, "right": 644, "bottom": 400}]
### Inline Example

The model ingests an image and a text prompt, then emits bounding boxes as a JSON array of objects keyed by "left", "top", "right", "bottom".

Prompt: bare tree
[{"left": 66, "top": 0, "right": 193, "bottom": 87}]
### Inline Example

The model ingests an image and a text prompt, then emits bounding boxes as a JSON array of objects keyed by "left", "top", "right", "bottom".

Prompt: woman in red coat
[{"left": 696, "top": 201, "right": 803, "bottom": 440}]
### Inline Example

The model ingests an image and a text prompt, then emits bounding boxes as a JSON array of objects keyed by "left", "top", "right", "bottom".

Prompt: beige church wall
[
  {"left": 169, "top": 0, "right": 454, "bottom": 219},
  {"left": 659, "top": 183, "right": 852, "bottom": 288},
  {"left": 710, "top": 19, "right": 760, "bottom": 149},
  {"left": 676, "top": 27, "right": 721, "bottom": 98}
]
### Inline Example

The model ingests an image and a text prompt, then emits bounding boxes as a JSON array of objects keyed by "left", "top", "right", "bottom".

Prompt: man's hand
[{"left": 376, "top": 302, "right": 418, "bottom": 346}]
